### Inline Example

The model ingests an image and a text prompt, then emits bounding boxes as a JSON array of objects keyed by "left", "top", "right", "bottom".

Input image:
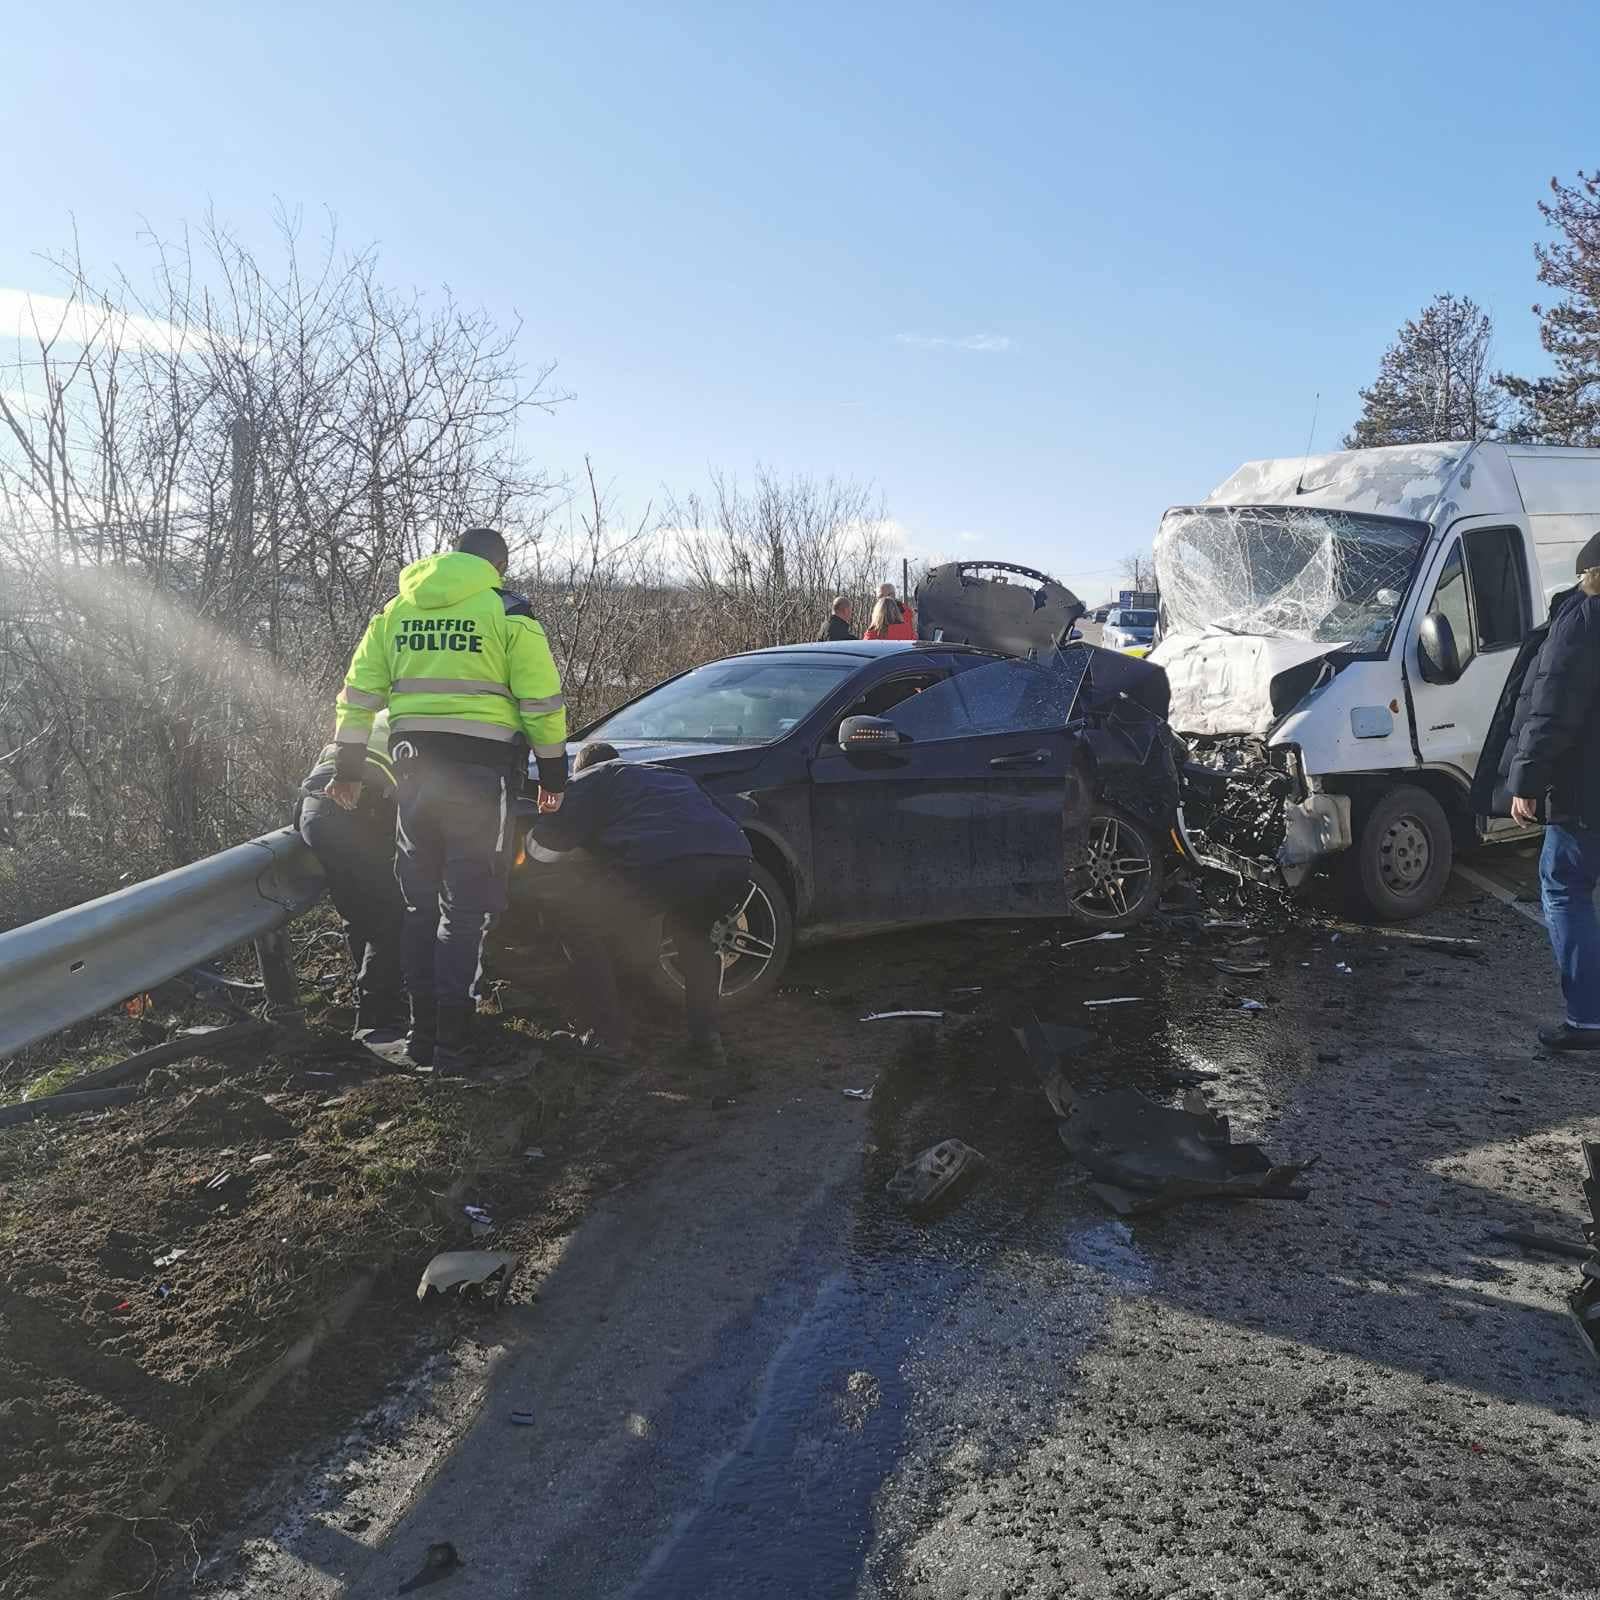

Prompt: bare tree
[
  {"left": 667, "top": 467, "right": 889, "bottom": 653},
  {"left": 0, "top": 208, "right": 563, "bottom": 877},
  {"left": 1118, "top": 552, "right": 1156, "bottom": 593}
]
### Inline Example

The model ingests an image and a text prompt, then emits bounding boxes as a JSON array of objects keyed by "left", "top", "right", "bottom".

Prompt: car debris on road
[
  {"left": 1568, "top": 1141, "right": 1600, "bottom": 1365},
  {"left": 1014, "top": 1011, "right": 1314, "bottom": 1216},
  {"left": 886, "top": 1139, "right": 985, "bottom": 1213}
]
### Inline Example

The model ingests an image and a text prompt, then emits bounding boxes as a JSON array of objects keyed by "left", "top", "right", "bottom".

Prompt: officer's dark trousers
[
  {"left": 299, "top": 793, "right": 405, "bottom": 1021},
  {"left": 556, "top": 854, "right": 753, "bottom": 1048},
  {"left": 394, "top": 756, "right": 515, "bottom": 1008}
]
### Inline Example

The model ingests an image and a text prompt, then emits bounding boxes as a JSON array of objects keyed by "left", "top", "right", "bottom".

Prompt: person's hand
[
  {"left": 1511, "top": 795, "right": 1540, "bottom": 826},
  {"left": 327, "top": 780, "right": 363, "bottom": 812},
  {"left": 537, "top": 787, "right": 564, "bottom": 814}
]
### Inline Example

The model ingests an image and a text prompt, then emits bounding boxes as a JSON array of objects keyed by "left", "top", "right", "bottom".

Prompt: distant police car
[{"left": 1103, "top": 607, "right": 1158, "bottom": 651}]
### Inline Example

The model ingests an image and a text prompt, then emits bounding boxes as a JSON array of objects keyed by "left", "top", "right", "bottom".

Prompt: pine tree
[
  {"left": 1344, "top": 293, "right": 1500, "bottom": 449},
  {"left": 1497, "top": 172, "right": 1600, "bottom": 444}
]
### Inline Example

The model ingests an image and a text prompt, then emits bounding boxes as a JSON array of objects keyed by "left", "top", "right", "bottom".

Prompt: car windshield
[
  {"left": 1155, "top": 505, "right": 1428, "bottom": 650},
  {"left": 1117, "top": 611, "right": 1157, "bottom": 629},
  {"left": 590, "top": 654, "right": 861, "bottom": 745}
]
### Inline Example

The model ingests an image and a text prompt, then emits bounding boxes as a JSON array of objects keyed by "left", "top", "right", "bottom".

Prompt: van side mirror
[
  {"left": 838, "top": 715, "right": 902, "bottom": 752},
  {"left": 1418, "top": 611, "right": 1463, "bottom": 684}
]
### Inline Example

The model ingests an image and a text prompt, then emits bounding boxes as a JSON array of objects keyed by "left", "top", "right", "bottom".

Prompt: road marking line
[{"left": 1454, "top": 863, "right": 1546, "bottom": 928}]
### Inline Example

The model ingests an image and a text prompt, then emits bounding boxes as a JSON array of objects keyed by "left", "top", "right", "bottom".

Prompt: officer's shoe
[
  {"left": 405, "top": 999, "right": 438, "bottom": 1070},
  {"left": 432, "top": 1002, "right": 481, "bottom": 1078},
  {"left": 354, "top": 994, "right": 410, "bottom": 1055}
]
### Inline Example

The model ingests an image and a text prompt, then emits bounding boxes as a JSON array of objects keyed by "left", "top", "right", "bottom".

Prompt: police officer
[
  {"left": 297, "top": 711, "right": 406, "bottom": 1047},
  {"left": 329, "top": 527, "right": 567, "bottom": 1075}
]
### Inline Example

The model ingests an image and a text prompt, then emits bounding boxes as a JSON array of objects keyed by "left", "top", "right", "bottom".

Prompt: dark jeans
[
  {"left": 1540, "top": 822, "right": 1600, "bottom": 1029},
  {"left": 555, "top": 854, "right": 753, "bottom": 1047},
  {"left": 394, "top": 756, "right": 515, "bottom": 1008},
  {"left": 299, "top": 793, "right": 405, "bottom": 1022}
]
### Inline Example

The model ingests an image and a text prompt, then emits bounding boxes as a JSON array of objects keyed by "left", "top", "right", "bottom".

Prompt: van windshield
[{"left": 1155, "top": 505, "right": 1428, "bottom": 651}]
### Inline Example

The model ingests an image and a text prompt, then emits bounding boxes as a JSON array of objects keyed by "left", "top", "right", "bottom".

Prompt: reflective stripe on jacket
[{"left": 333, "top": 551, "right": 568, "bottom": 787}]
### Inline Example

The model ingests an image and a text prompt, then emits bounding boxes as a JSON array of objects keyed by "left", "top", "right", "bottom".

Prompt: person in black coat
[
  {"left": 1505, "top": 529, "right": 1600, "bottom": 1050},
  {"left": 530, "top": 743, "right": 755, "bottom": 1066},
  {"left": 818, "top": 596, "right": 856, "bottom": 641}
]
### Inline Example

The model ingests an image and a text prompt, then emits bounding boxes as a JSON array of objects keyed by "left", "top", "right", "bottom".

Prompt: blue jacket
[{"left": 532, "top": 760, "right": 752, "bottom": 872}]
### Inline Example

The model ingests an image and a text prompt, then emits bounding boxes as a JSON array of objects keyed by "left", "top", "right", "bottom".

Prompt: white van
[{"left": 1151, "top": 440, "right": 1600, "bottom": 918}]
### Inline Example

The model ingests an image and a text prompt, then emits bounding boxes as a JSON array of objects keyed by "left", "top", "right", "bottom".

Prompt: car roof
[{"left": 727, "top": 641, "right": 1001, "bottom": 661}]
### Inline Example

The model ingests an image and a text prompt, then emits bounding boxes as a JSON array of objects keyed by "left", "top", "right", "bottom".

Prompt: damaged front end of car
[{"left": 1174, "top": 735, "right": 1353, "bottom": 890}]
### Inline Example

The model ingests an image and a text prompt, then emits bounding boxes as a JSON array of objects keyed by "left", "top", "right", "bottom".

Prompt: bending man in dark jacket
[
  {"left": 1507, "top": 531, "right": 1600, "bottom": 1051},
  {"left": 531, "top": 743, "right": 754, "bottom": 1065}
]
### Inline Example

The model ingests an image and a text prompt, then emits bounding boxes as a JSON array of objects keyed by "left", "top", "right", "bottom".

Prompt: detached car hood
[
  {"left": 915, "top": 560, "right": 1085, "bottom": 658},
  {"left": 1150, "top": 632, "right": 1349, "bottom": 737}
]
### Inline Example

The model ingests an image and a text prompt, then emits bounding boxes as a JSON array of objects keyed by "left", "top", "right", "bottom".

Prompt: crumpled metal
[{"left": 1014, "top": 1011, "right": 1315, "bottom": 1216}]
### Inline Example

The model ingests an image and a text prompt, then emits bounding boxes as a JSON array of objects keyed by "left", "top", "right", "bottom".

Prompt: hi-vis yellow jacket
[{"left": 333, "top": 552, "right": 568, "bottom": 790}]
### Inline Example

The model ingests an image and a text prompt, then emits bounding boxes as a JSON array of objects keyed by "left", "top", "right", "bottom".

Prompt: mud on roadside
[{"left": 0, "top": 936, "right": 684, "bottom": 1600}]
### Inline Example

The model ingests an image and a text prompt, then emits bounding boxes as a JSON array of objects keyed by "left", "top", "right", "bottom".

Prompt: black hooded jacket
[{"left": 1477, "top": 585, "right": 1600, "bottom": 826}]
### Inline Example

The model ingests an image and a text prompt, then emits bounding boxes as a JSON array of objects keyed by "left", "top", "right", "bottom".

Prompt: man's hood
[
  {"left": 398, "top": 551, "right": 502, "bottom": 610},
  {"left": 1150, "top": 632, "right": 1350, "bottom": 737}
]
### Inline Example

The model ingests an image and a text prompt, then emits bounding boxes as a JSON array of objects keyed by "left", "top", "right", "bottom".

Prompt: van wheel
[
  {"left": 1339, "top": 785, "right": 1453, "bottom": 921},
  {"left": 1067, "top": 807, "right": 1166, "bottom": 930},
  {"left": 641, "top": 861, "right": 795, "bottom": 1013}
]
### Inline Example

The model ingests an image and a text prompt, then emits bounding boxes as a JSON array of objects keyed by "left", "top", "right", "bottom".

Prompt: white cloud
[
  {"left": 895, "top": 332, "right": 1014, "bottom": 353},
  {"left": 0, "top": 287, "right": 204, "bottom": 354}
]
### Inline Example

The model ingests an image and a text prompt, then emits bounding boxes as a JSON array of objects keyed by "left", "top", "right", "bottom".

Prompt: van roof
[{"left": 1204, "top": 441, "right": 1475, "bottom": 522}]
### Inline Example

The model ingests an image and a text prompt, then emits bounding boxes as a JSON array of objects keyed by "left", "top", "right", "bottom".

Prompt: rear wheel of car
[
  {"left": 642, "top": 861, "right": 795, "bottom": 1013},
  {"left": 1338, "top": 784, "right": 1454, "bottom": 921},
  {"left": 1067, "top": 806, "right": 1165, "bottom": 930}
]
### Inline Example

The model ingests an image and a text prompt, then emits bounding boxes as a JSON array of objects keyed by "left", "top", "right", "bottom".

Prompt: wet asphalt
[{"left": 212, "top": 853, "right": 1600, "bottom": 1600}]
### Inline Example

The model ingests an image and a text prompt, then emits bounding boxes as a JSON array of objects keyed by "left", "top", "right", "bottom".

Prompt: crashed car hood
[
  {"left": 915, "top": 560, "right": 1085, "bottom": 657},
  {"left": 1150, "top": 632, "right": 1349, "bottom": 737}
]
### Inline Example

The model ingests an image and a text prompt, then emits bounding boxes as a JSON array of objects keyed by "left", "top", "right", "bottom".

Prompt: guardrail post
[{"left": 253, "top": 929, "right": 304, "bottom": 1024}]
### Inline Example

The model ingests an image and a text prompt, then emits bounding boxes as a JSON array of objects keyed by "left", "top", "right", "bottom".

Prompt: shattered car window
[
  {"left": 593, "top": 655, "right": 859, "bottom": 745},
  {"left": 1156, "top": 505, "right": 1429, "bottom": 651},
  {"left": 889, "top": 657, "right": 1086, "bottom": 742}
]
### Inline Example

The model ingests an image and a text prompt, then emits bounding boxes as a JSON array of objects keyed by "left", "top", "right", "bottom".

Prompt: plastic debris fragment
[
  {"left": 843, "top": 1085, "right": 875, "bottom": 1101},
  {"left": 885, "top": 1139, "right": 985, "bottom": 1213},
  {"left": 1083, "top": 997, "right": 1143, "bottom": 1008},
  {"left": 1061, "top": 931, "right": 1127, "bottom": 949},
  {"left": 153, "top": 1247, "right": 187, "bottom": 1268},
  {"left": 860, "top": 1010, "right": 944, "bottom": 1022},
  {"left": 416, "top": 1249, "right": 519, "bottom": 1304}
]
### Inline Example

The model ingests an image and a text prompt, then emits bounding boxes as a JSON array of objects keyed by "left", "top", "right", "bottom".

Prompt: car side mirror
[
  {"left": 1418, "top": 611, "right": 1463, "bottom": 684},
  {"left": 838, "top": 715, "right": 903, "bottom": 752}
]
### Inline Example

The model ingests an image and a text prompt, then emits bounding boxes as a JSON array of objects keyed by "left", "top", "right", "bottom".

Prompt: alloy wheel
[
  {"left": 1071, "top": 811, "right": 1155, "bottom": 922},
  {"left": 658, "top": 879, "right": 781, "bottom": 999}
]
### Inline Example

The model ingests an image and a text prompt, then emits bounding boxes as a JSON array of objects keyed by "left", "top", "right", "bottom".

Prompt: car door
[
  {"left": 807, "top": 658, "right": 1087, "bottom": 926},
  {"left": 1410, "top": 520, "right": 1532, "bottom": 781}
]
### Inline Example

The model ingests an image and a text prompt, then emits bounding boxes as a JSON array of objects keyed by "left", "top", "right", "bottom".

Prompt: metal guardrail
[{"left": 0, "top": 828, "right": 326, "bottom": 1060}]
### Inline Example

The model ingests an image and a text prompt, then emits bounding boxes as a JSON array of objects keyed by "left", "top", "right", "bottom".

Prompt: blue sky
[{"left": 4, "top": 1, "right": 1597, "bottom": 599}]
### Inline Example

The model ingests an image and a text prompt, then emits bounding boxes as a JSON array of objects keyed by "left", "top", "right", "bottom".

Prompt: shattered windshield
[
  {"left": 1155, "top": 505, "right": 1428, "bottom": 651},
  {"left": 592, "top": 654, "right": 859, "bottom": 745}
]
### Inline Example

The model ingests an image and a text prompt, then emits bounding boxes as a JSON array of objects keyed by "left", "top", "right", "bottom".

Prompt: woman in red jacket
[{"left": 864, "top": 584, "right": 917, "bottom": 640}]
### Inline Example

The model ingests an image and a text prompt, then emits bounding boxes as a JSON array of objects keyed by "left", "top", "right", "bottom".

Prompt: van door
[{"left": 1409, "top": 518, "right": 1532, "bottom": 781}]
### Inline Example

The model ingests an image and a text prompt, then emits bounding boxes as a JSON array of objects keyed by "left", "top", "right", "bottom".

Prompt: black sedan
[{"left": 514, "top": 632, "right": 1180, "bottom": 1007}]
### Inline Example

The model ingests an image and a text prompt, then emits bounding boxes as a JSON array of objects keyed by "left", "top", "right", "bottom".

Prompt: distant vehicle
[
  {"left": 1151, "top": 440, "right": 1600, "bottom": 919},
  {"left": 1103, "top": 608, "right": 1158, "bottom": 650},
  {"left": 516, "top": 561, "right": 1184, "bottom": 1005},
  {"left": 1119, "top": 589, "right": 1159, "bottom": 611},
  {"left": 1088, "top": 604, "right": 1114, "bottom": 624}
]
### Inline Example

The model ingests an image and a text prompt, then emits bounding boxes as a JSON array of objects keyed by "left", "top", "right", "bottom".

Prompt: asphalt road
[{"left": 209, "top": 856, "right": 1600, "bottom": 1600}]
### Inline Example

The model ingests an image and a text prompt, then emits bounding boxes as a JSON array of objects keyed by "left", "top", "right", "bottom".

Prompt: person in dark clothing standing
[
  {"left": 1506, "top": 531, "right": 1600, "bottom": 1051},
  {"left": 530, "top": 743, "right": 754, "bottom": 1066},
  {"left": 297, "top": 713, "right": 407, "bottom": 1047},
  {"left": 818, "top": 596, "right": 856, "bottom": 641}
]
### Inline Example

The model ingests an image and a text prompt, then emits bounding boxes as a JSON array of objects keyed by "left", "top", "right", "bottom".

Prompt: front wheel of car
[
  {"left": 1066, "top": 806, "right": 1166, "bottom": 930},
  {"left": 642, "top": 861, "right": 796, "bottom": 1013}
]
